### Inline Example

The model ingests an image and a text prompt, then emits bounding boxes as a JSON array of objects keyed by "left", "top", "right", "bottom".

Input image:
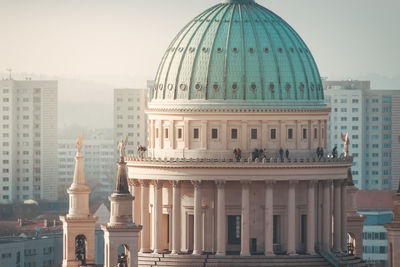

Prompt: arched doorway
[
  {"left": 75, "top": 235, "right": 87, "bottom": 265},
  {"left": 117, "top": 244, "right": 130, "bottom": 267},
  {"left": 347, "top": 233, "right": 356, "bottom": 255}
]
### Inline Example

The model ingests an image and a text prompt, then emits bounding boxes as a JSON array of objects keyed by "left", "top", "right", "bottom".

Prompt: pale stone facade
[
  {"left": 102, "top": 156, "right": 141, "bottom": 267},
  {"left": 60, "top": 138, "right": 98, "bottom": 267},
  {"left": 126, "top": 109, "right": 358, "bottom": 258}
]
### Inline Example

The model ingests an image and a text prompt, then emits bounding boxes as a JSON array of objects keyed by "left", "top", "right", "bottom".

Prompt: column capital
[
  {"left": 333, "top": 179, "right": 344, "bottom": 186},
  {"left": 240, "top": 180, "right": 252, "bottom": 187},
  {"left": 308, "top": 180, "right": 318, "bottom": 186},
  {"left": 265, "top": 180, "right": 276, "bottom": 186},
  {"left": 215, "top": 180, "right": 226, "bottom": 188},
  {"left": 169, "top": 180, "right": 180, "bottom": 188},
  {"left": 139, "top": 179, "right": 150, "bottom": 187},
  {"left": 152, "top": 180, "right": 163, "bottom": 189},
  {"left": 132, "top": 179, "right": 141, "bottom": 187},
  {"left": 191, "top": 180, "right": 201, "bottom": 189},
  {"left": 323, "top": 180, "right": 332, "bottom": 186}
]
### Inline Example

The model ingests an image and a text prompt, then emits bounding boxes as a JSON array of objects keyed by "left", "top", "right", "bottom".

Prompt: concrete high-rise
[
  {"left": 113, "top": 89, "right": 147, "bottom": 157},
  {"left": 58, "top": 131, "right": 114, "bottom": 200},
  {"left": 0, "top": 79, "right": 58, "bottom": 203},
  {"left": 324, "top": 80, "right": 400, "bottom": 190}
]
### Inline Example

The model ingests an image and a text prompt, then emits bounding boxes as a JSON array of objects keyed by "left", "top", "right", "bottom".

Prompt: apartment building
[
  {"left": 0, "top": 79, "right": 58, "bottom": 204},
  {"left": 324, "top": 80, "right": 400, "bottom": 190},
  {"left": 58, "top": 129, "right": 114, "bottom": 199},
  {"left": 113, "top": 88, "right": 148, "bottom": 158}
]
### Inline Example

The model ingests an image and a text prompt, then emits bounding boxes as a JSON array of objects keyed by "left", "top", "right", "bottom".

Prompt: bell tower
[
  {"left": 60, "top": 134, "right": 98, "bottom": 267},
  {"left": 102, "top": 137, "right": 142, "bottom": 267}
]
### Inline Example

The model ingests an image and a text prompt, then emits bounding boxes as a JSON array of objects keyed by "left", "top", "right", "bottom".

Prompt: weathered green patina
[{"left": 150, "top": 0, "right": 325, "bottom": 111}]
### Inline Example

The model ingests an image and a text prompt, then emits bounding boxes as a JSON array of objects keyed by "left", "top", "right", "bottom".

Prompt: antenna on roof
[{"left": 6, "top": 68, "right": 12, "bottom": 80}]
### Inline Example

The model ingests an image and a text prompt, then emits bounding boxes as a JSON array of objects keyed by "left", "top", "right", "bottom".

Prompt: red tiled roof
[{"left": 357, "top": 190, "right": 395, "bottom": 211}]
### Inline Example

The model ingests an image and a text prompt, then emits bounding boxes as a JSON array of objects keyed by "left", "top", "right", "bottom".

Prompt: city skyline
[{"left": 1, "top": 0, "right": 399, "bottom": 88}]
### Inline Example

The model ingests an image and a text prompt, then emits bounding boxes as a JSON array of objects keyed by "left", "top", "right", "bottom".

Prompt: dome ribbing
[{"left": 150, "top": 1, "right": 324, "bottom": 111}]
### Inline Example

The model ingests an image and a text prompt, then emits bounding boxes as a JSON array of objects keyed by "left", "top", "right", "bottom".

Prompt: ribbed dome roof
[{"left": 150, "top": 0, "right": 324, "bottom": 111}]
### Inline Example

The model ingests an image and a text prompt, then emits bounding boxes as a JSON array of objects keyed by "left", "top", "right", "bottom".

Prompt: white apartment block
[
  {"left": 0, "top": 234, "right": 63, "bottom": 267},
  {"left": 324, "top": 80, "right": 400, "bottom": 190},
  {"left": 58, "top": 134, "right": 114, "bottom": 199},
  {"left": 113, "top": 88, "right": 148, "bottom": 157},
  {"left": 0, "top": 79, "right": 58, "bottom": 204}
]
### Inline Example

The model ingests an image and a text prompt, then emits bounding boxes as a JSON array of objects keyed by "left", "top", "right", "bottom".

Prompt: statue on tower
[
  {"left": 118, "top": 136, "right": 128, "bottom": 161},
  {"left": 341, "top": 132, "right": 350, "bottom": 157},
  {"left": 76, "top": 133, "right": 84, "bottom": 154}
]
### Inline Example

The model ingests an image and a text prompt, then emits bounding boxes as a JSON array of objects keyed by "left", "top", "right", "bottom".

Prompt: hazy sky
[{"left": 1, "top": 0, "right": 400, "bottom": 88}]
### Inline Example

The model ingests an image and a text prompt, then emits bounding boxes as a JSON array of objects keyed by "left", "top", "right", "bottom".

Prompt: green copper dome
[{"left": 150, "top": 0, "right": 325, "bottom": 111}]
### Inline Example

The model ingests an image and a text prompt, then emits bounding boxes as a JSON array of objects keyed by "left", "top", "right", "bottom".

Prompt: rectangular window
[
  {"left": 193, "top": 128, "right": 199, "bottom": 139},
  {"left": 302, "top": 128, "right": 307, "bottom": 139},
  {"left": 352, "top": 117, "right": 359, "bottom": 121},
  {"left": 177, "top": 128, "right": 183, "bottom": 139},
  {"left": 270, "top": 129, "right": 276, "bottom": 140},
  {"left": 165, "top": 128, "right": 169, "bottom": 139},
  {"left": 231, "top": 128, "right": 238, "bottom": 139},
  {"left": 251, "top": 129, "right": 257, "bottom": 140},
  {"left": 156, "top": 128, "right": 159, "bottom": 138},
  {"left": 314, "top": 128, "right": 318, "bottom": 139},
  {"left": 287, "top": 128, "right": 293, "bottom": 139},
  {"left": 211, "top": 128, "right": 218, "bottom": 139},
  {"left": 352, "top": 99, "right": 359, "bottom": 103},
  {"left": 228, "top": 215, "right": 241, "bottom": 244}
]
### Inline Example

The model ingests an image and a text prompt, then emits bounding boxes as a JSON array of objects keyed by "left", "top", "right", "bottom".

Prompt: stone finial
[
  {"left": 114, "top": 160, "right": 130, "bottom": 194},
  {"left": 76, "top": 132, "right": 84, "bottom": 155},
  {"left": 118, "top": 136, "right": 128, "bottom": 161},
  {"left": 341, "top": 132, "right": 350, "bottom": 157},
  {"left": 346, "top": 167, "right": 354, "bottom": 186}
]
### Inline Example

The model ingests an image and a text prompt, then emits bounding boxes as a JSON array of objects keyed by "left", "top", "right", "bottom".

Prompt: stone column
[
  {"left": 241, "top": 121, "right": 248, "bottom": 150},
  {"left": 140, "top": 180, "right": 151, "bottom": 253},
  {"left": 341, "top": 180, "right": 348, "bottom": 252},
  {"left": 287, "top": 181, "right": 297, "bottom": 255},
  {"left": 153, "top": 180, "right": 163, "bottom": 253},
  {"left": 216, "top": 181, "right": 226, "bottom": 256},
  {"left": 170, "top": 120, "right": 175, "bottom": 149},
  {"left": 322, "top": 180, "right": 331, "bottom": 252},
  {"left": 241, "top": 181, "right": 251, "bottom": 256},
  {"left": 261, "top": 121, "right": 268, "bottom": 148},
  {"left": 192, "top": 180, "right": 202, "bottom": 255},
  {"left": 317, "top": 182, "right": 323, "bottom": 251},
  {"left": 221, "top": 121, "right": 227, "bottom": 151},
  {"left": 184, "top": 120, "right": 190, "bottom": 149},
  {"left": 333, "top": 180, "right": 342, "bottom": 252},
  {"left": 159, "top": 120, "right": 164, "bottom": 149},
  {"left": 307, "top": 180, "right": 316, "bottom": 254},
  {"left": 201, "top": 121, "right": 207, "bottom": 150},
  {"left": 170, "top": 181, "right": 181, "bottom": 254},
  {"left": 133, "top": 180, "right": 141, "bottom": 226},
  {"left": 264, "top": 181, "right": 274, "bottom": 255}
]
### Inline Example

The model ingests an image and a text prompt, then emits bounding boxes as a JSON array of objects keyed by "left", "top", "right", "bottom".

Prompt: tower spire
[
  {"left": 102, "top": 137, "right": 142, "bottom": 267},
  {"left": 66, "top": 133, "right": 91, "bottom": 218},
  {"left": 69, "top": 133, "right": 90, "bottom": 190},
  {"left": 60, "top": 134, "right": 97, "bottom": 267}
]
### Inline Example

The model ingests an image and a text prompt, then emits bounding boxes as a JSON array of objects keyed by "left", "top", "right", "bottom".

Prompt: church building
[{"left": 60, "top": 0, "right": 400, "bottom": 266}]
